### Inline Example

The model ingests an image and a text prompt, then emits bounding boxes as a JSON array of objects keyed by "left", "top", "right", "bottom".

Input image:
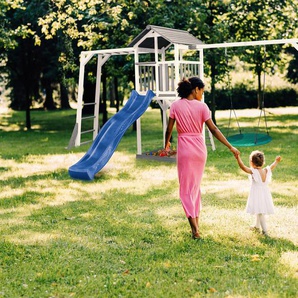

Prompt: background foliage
[{"left": 0, "top": 0, "right": 297, "bottom": 126}]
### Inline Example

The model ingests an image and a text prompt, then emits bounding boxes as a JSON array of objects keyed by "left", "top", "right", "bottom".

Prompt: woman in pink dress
[{"left": 164, "top": 77, "right": 239, "bottom": 239}]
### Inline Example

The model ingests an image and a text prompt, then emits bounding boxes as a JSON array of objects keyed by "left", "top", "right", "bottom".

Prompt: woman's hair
[
  {"left": 250, "top": 150, "right": 265, "bottom": 167},
  {"left": 177, "top": 77, "right": 205, "bottom": 98},
  {"left": 189, "top": 77, "right": 205, "bottom": 90}
]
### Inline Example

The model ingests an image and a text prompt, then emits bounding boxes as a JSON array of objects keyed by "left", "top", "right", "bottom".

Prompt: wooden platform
[{"left": 136, "top": 148, "right": 176, "bottom": 163}]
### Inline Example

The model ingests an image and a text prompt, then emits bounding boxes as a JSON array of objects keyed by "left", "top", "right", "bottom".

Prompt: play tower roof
[{"left": 128, "top": 25, "right": 203, "bottom": 49}]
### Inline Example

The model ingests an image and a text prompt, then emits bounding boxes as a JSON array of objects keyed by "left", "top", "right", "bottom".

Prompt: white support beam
[
  {"left": 191, "top": 38, "right": 298, "bottom": 50},
  {"left": 74, "top": 55, "right": 87, "bottom": 146},
  {"left": 291, "top": 42, "right": 298, "bottom": 51},
  {"left": 93, "top": 54, "right": 111, "bottom": 140},
  {"left": 80, "top": 47, "right": 135, "bottom": 57}
]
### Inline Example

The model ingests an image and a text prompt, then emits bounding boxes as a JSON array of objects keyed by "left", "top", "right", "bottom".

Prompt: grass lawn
[{"left": 0, "top": 104, "right": 297, "bottom": 297}]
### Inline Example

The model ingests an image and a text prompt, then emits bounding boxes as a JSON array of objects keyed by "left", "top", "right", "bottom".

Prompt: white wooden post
[
  {"left": 135, "top": 48, "right": 143, "bottom": 155},
  {"left": 93, "top": 55, "right": 102, "bottom": 139}
]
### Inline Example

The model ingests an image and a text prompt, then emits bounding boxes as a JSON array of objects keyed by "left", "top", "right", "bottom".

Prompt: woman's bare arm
[
  {"left": 205, "top": 118, "right": 239, "bottom": 157},
  {"left": 165, "top": 117, "right": 175, "bottom": 149}
]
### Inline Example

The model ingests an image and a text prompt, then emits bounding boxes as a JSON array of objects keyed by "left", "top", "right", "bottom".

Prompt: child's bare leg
[
  {"left": 259, "top": 214, "right": 268, "bottom": 235},
  {"left": 250, "top": 214, "right": 261, "bottom": 232},
  {"left": 255, "top": 214, "right": 261, "bottom": 229}
]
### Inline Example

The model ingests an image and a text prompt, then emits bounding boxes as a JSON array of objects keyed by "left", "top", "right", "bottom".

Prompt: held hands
[{"left": 230, "top": 146, "right": 240, "bottom": 159}]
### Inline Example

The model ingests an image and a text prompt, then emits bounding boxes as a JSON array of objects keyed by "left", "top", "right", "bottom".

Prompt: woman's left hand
[
  {"left": 165, "top": 142, "right": 171, "bottom": 151},
  {"left": 230, "top": 146, "right": 240, "bottom": 158}
]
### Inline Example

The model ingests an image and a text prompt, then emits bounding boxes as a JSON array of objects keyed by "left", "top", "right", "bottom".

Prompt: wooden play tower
[{"left": 67, "top": 25, "right": 215, "bottom": 154}]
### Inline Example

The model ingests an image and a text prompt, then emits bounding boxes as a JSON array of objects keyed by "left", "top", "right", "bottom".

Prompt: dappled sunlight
[
  {"left": 104, "top": 151, "right": 135, "bottom": 170},
  {"left": 0, "top": 217, "right": 27, "bottom": 226},
  {"left": 200, "top": 206, "right": 253, "bottom": 243},
  {"left": 271, "top": 182, "right": 298, "bottom": 198},
  {"left": 0, "top": 150, "right": 179, "bottom": 224},
  {"left": 200, "top": 204, "right": 298, "bottom": 246},
  {"left": 0, "top": 139, "right": 296, "bottom": 254},
  {"left": 272, "top": 127, "right": 298, "bottom": 134},
  {"left": 47, "top": 188, "right": 84, "bottom": 206},
  {"left": 279, "top": 251, "right": 298, "bottom": 278},
  {"left": 0, "top": 123, "right": 23, "bottom": 132},
  {"left": 155, "top": 204, "right": 182, "bottom": 227},
  {"left": 202, "top": 179, "right": 249, "bottom": 197},
  {"left": 66, "top": 235, "right": 103, "bottom": 250},
  {"left": 5, "top": 230, "right": 61, "bottom": 245},
  {"left": 0, "top": 203, "right": 43, "bottom": 217},
  {"left": 93, "top": 153, "right": 178, "bottom": 195},
  {"left": 201, "top": 177, "right": 297, "bottom": 204},
  {"left": 0, "top": 111, "right": 22, "bottom": 131},
  {"left": 0, "top": 187, "right": 24, "bottom": 202},
  {"left": 269, "top": 206, "right": 298, "bottom": 245},
  {"left": 149, "top": 190, "right": 179, "bottom": 204},
  {"left": 204, "top": 166, "right": 242, "bottom": 181},
  {"left": 138, "top": 166, "right": 178, "bottom": 181},
  {"left": 30, "top": 124, "right": 43, "bottom": 130},
  {"left": 0, "top": 153, "right": 79, "bottom": 180}
]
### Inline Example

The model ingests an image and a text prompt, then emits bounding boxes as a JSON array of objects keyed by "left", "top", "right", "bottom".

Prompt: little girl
[{"left": 236, "top": 150, "right": 281, "bottom": 236}]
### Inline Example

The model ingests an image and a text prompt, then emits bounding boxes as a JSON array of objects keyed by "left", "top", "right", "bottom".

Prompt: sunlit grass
[{"left": 0, "top": 106, "right": 297, "bottom": 297}]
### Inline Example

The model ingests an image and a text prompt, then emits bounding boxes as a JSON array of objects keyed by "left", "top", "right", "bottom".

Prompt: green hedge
[{"left": 205, "top": 87, "right": 298, "bottom": 110}]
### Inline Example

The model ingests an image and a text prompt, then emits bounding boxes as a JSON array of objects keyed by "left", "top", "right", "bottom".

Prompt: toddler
[{"left": 236, "top": 150, "right": 281, "bottom": 236}]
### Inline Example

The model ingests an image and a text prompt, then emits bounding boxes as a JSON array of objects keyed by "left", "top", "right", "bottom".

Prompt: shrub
[{"left": 205, "top": 86, "right": 298, "bottom": 110}]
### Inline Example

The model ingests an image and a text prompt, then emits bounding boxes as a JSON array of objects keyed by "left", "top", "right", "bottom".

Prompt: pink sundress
[{"left": 169, "top": 99, "right": 211, "bottom": 218}]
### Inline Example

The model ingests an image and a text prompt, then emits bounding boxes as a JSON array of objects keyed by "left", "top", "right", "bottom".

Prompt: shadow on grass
[
  {"left": 0, "top": 191, "right": 42, "bottom": 208},
  {"left": 1, "top": 169, "right": 72, "bottom": 187},
  {"left": 259, "top": 235, "right": 298, "bottom": 251},
  {"left": 1, "top": 184, "right": 297, "bottom": 297}
]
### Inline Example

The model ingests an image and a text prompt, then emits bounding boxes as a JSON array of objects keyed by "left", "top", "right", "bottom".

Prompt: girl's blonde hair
[{"left": 250, "top": 150, "right": 265, "bottom": 167}]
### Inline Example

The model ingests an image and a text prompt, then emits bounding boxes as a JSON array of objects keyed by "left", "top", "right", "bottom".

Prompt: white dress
[{"left": 246, "top": 166, "right": 275, "bottom": 215}]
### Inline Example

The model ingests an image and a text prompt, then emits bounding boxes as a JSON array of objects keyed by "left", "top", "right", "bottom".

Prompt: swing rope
[
  {"left": 226, "top": 45, "right": 272, "bottom": 147},
  {"left": 226, "top": 47, "right": 241, "bottom": 137},
  {"left": 254, "top": 45, "right": 270, "bottom": 144}
]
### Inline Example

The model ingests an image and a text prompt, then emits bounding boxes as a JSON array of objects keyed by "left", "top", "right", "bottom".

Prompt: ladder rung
[
  {"left": 82, "top": 115, "right": 95, "bottom": 120},
  {"left": 81, "top": 129, "right": 95, "bottom": 135},
  {"left": 81, "top": 140, "right": 93, "bottom": 145},
  {"left": 83, "top": 102, "right": 96, "bottom": 106}
]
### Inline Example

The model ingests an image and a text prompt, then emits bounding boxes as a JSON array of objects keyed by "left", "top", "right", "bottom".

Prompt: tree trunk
[
  {"left": 114, "top": 76, "right": 119, "bottom": 112},
  {"left": 101, "top": 72, "right": 108, "bottom": 125},
  {"left": 257, "top": 71, "right": 262, "bottom": 109},
  {"left": 60, "top": 82, "right": 71, "bottom": 109},
  {"left": 210, "top": 74, "right": 217, "bottom": 125},
  {"left": 43, "top": 84, "right": 56, "bottom": 110},
  {"left": 25, "top": 86, "right": 31, "bottom": 130}
]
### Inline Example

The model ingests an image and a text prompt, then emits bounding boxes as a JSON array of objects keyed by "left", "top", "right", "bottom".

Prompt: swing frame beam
[
  {"left": 192, "top": 38, "right": 298, "bottom": 146},
  {"left": 191, "top": 38, "right": 298, "bottom": 50}
]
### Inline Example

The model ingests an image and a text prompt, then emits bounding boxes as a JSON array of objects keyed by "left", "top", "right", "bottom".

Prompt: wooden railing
[{"left": 138, "top": 61, "right": 201, "bottom": 93}]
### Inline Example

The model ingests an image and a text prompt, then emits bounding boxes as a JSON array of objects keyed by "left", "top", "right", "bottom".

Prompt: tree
[
  {"left": 1, "top": 0, "right": 76, "bottom": 130},
  {"left": 0, "top": 0, "right": 24, "bottom": 53},
  {"left": 285, "top": 47, "right": 298, "bottom": 84},
  {"left": 37, "top": 0, "right": 197, "bottom": 123},
  {"left": 189, "top": 1, "right": 231, "bottom": 123},
  {"left": 227, "top": 0, "right": 298, "bottom": 108},
  {"left": 3, "top": 0, "right": 48, "bottom": 128}
]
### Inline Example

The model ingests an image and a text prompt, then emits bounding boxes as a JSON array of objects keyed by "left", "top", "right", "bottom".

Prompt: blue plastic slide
[{"left": 68, "top": 90, "right": 155, "bottom": 180}]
